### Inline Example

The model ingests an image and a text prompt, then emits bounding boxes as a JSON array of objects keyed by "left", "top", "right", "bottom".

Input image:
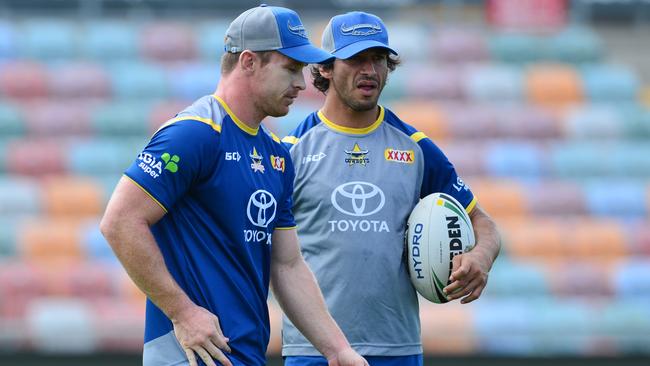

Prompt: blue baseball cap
[
  {"left": 224, "top": 4, "right": 334, "bottom": 64},
  {"left": 322, "top": 11, "right": 398, "bottom": 60}
]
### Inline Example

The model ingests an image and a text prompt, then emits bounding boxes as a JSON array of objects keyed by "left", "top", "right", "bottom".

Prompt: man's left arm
[
  {"left": 270, "top": 228, "right": 368, "bottom": 366},
  {"left": 443, "top": 204, "right": 501, "bottom": 304}
]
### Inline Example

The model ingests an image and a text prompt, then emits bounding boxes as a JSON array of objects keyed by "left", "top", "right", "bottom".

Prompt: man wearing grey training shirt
[{"left": 281, "top": 11, "right": 501, "bottom": 366}]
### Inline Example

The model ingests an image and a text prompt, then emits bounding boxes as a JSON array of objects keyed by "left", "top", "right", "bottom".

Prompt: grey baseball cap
[{"left": 224, "top": 4, "right": 334, "bottom": 64}]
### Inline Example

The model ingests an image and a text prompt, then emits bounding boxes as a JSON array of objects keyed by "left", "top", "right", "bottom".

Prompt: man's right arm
[{"left": 99, "top": 176, "right": 232, "bottom": 366}]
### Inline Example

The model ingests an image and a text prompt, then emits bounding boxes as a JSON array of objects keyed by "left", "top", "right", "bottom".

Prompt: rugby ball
[{"left": 406, "top": 193, "right": 475, "bottom": 303}]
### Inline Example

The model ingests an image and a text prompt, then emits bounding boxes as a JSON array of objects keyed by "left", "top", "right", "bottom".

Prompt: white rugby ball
[{"left": 406, "top": 192, "right": 475, "bottom": 303}]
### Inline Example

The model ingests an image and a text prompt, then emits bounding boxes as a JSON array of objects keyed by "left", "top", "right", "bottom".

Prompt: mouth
[{"left": 356, "top": 79, "right": 378, "bottom": 93}]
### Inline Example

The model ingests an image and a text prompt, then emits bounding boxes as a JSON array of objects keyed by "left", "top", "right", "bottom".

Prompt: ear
[
  {"left": 318, "top": 63, "right": 334, "bottom": 80},
  {"left": 239, "top": 50, "right": 256, "bottom": 73}
]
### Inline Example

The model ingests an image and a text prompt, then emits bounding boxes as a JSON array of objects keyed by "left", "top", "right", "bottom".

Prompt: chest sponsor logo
[
  {"left": 270, "top": 155, "right": 285, "bottom": 172},
  {"left": 137, "top": 152, "right": 179, "bottom": 179},
  {"left": 384, "top": 148, "right": 414, "bottom": 164},
  {"left": 344, "top": 143, "right": 369, "bottom": 166},
  {"left": 244, "top": 189, "right": 277, "bottom": 245},
  {"left": 329, "top": 181, "right": 389, "bottom": 233},
  {"left": 250, "top": 147, "right": 265, "bottom": 173},
  {"left": 302, "top": 152, "right": 326, "bottom": 165}
]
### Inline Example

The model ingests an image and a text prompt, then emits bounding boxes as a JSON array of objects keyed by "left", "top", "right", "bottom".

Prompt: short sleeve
[
  {"left": 124, "top": 120, "right": 220, "bottom": 211},
  {"left": 419, "top": 138, "right": 475, "bottom": 212},
  {"left": 274, "top": 148, "right": 296, "bottom": 229}
]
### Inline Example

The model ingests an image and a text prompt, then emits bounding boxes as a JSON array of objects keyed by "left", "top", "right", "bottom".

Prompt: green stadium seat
[
  {"left": 0, "top": 218, "right": 18, "bottom": 258},
  {"left": 196, "top": 20, "right": 229, "bottom": 62},
  {"left": 0, "top": 102, "right": 25, "bottom": 136},
  {"left": 489, "top": 33, "right": 544, "bottom": 64},
  {"left": 92, "top": 101, "right": 152, "bottom": 137},
  {"left": 19, "top": 20, "right": 78, "bottom": 60},
  {"left": 66, "top": 139, "right": 143, "bottom": 176},
  {"left": 620, "top": 105, "right": 650, "bottom": 139},
  {"left": 546, "top": 27, "right": 602, "bottom": 64},
  {"left": 80, "top": 21, "right": 138, "bottom": 61},
  {"left": 108, "top": 62, "right": 169, "bottom": 100}
]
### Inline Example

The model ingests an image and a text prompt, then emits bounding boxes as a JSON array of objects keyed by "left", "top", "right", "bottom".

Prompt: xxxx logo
[
  {"left": 384, "top": 148, "right": 414, "bottom": 164},
  {"left": 161, "top": 152, "right": 180, "bottom": 173}
]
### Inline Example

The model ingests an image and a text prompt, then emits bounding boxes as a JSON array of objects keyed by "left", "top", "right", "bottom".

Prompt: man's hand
[
  {"left": 443, "top": 249, "right": 491, "bottom": 304},
  {"left": 327, "top": 347, "right": 369, "bottom": 366},
  {"left": 172, "top": 305, "right": 232, "bottom": 366}
]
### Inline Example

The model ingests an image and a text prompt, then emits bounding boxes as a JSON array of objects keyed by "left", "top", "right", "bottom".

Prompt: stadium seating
[{"left": 0, "top": 14, "right": 649, "bottom": 357}]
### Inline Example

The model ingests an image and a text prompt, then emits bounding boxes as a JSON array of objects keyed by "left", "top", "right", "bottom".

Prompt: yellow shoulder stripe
[
  {"left": 156, "top": 115, "right": 221, "bottom": 134},
  {"left": 466, "top": 197, "right": 477, "bottom": 214},
  {"left": 282, "top": 136, "right": 299, "bottom": 145},
  {"left": 123, "top": 175, "right": 168, "bottom": 213},
  {"left": 410, "top": 131, "right": 428, "bottom": 142},
  {"left": 270, "top": 132, "right": 281, "bottom": 144}
]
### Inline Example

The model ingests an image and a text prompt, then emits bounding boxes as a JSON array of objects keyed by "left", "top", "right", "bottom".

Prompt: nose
[
  {"left": 360, "top": 58, "right": 377, "bottom": 76},
  {"left": 294, "top": 71, "right": 306, "bottom": 91}
]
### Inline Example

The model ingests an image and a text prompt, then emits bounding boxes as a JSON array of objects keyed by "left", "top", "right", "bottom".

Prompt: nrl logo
[
  {"left": 340, "top": 23, "right": 382, "bottom": 36},
  {"left": 287, "top": 20, "right": 308, "bottom": 39},
  {"left": 344, "top": 143, "right": 369, "bottom": 166},
  {"left": 250, "top": 147, "right": 265, "bottom": 173}
]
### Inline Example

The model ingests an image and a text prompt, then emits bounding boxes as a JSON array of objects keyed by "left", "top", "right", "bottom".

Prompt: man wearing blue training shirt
[
  {"left": 100, "top": 5, "right": 368, "bottom": 366},
  {"left": 282, "top": 12, "right": 501, "bottom": 366}
]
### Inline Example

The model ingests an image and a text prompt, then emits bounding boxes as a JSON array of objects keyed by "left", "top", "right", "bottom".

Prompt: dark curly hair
[{"left": 311, "top": 54, "right": 401, "bottom": 93}]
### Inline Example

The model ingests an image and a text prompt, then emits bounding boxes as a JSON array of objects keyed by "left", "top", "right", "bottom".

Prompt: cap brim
[
  {"left": 278, "top": 44, "right": 335, "bottom": 64},
  {"left": 332, "top": 40, "right": 398, "bottom": 60}
]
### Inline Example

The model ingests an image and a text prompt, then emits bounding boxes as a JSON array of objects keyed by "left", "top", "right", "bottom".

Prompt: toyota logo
[
  {"left": 331, "top": 181, "right": 385, "bottom": 217},
  {"left": 247, "top": 190, "right": 277, "bottom": 227}
]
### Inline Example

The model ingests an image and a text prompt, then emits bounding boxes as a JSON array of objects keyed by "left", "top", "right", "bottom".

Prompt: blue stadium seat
[
  {"left": 384, "top": 22, "right": 428, "bottom": 62},
  {"left": 92, "top": 102, "right": 152, "bottom": 137},
  {"left": 108, "top": 62, "right": 169, "bottom": 100},
  {"left": 0, "top": 21, "right": 15, "bottom": 59},
  {"left": 0, "top": 177, "right": 41, "bottom": 216},
  {"left": 549, "top": 142, "right": 650, "bottom": 178},
  {"left": 528, "top": 300, "right": 595, "bottom": 355},
  {"left": 546, "top": 27, "right": 602, "bottom": 64},
  {"left": 473, "top": 300, "right": 536, "bottom": 355},
  {"left": 613, "top": 260, "right": 650, "bottom": 300},
  {"left": 483, "top": 260, "right": 549, "bottom": 298},
  {"left": 169, "top": 63, "right": 219, "bottom": 101},
  {"left": 565, "top": 105, "right": 623, "bottom": 139},
  {"left": 584, "top": 181, "right": 647, "bottom": 218},
  {"left": 485, "top": 142, "right": 544, "bottom": 177},
  {"left": 19, "top": 20, "right": 77, "bottom": 60},
  {"left": 26, "top": 298, "right": 96, "bottom": 352},
  {"left": 196, "top": 20, "right": 230, "bottom": 62},
  {"left": 80, "top": 220, "right": 119, "bottom": 265},
  {"left": 581, "top": 64, "right": 640, "bottom": 103},
  {"left": 66, "top": 139, "right": 143, "bottom": 176},
  {"left": 81, "top": 21, "right": 138, "bottom": 61},
  {"left": 463, "top": 64, "right": 524, "bottom": 103}
]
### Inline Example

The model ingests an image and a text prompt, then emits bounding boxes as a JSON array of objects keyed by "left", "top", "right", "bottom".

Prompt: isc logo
[{"left": 225, "top": 151, "right": 241, "bottom": 161}]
